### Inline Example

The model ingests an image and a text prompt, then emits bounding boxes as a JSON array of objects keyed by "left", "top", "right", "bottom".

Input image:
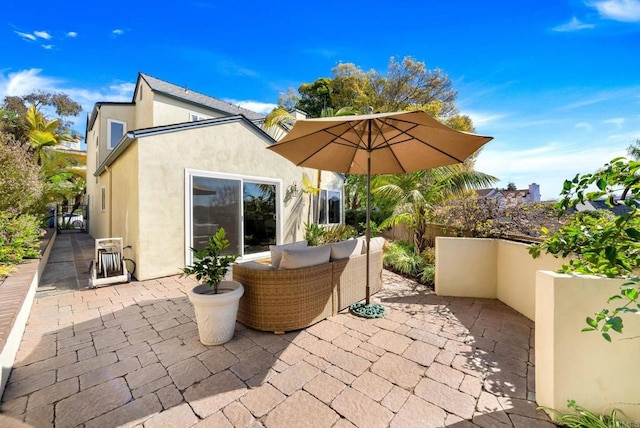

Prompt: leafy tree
[
  {"left": 506, "top": 182, "right": 517, "bottom": 191},
  {"left": 627, "top": 139, "right": 640, "bottom": 160},
  {"left": 2, "top": 91, "right": 81, "bottom": 144}
]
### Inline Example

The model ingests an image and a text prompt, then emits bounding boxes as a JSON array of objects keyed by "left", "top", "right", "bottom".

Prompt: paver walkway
[{"left": 0, "top": 233, "right": 554, "bottom": 427}]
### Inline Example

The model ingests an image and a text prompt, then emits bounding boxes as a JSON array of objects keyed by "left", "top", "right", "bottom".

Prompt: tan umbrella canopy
[{"left": 268, "top": 110, "right": 493, "bottom": 316}]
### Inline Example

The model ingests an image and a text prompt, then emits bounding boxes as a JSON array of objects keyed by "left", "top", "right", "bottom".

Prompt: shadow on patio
[{"left": 0, "top": 271, "right": 554, "bottom": 427}]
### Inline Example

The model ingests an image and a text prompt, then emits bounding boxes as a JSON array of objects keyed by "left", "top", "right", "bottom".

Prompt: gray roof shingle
[{"left": 138, "top": 73, "right": 265, "bottom": 121}]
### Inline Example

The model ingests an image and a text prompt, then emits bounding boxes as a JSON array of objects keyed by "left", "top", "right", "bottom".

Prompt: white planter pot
[{"left": 188, "top": 280, "right": 244, "bottom": 345}]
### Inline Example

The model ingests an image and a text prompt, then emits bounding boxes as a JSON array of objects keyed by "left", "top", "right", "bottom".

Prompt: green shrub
[
  {"left": 304, "top": 223, "right": 357, "bottom": 246},
  {"left": 0, "top": 209, "right": 44, "bottom": 266},
  {"left": 540, "top": 400, "right": 633, "bottom": 428},
  {"left": 384, "top": 240, "right": 435, "bottom": 285}
]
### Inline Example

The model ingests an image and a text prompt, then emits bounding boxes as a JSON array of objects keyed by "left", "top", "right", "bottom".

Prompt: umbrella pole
[{"left": 365, "top": 150, "right": 371, "bottom": 305}]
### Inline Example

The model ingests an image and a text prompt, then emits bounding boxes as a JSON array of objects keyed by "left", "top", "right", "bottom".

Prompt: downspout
[{"left": 105, "top": 165, "right": 112, "bottom": 237}]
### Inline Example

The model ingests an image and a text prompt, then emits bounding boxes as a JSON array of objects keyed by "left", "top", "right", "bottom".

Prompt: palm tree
[
  {"left": 374, "top": 160, "right": 497, "bottom": 253},
  {"left": 25, "top": 105, "right": 72, "bottom": 164}
]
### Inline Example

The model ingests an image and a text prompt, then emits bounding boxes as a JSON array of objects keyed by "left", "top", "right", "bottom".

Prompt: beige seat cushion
[
  {"left": 360, "top": 236, "right": 385, "bottom": 254},
  {"left": 279, "top": 244, "right": 331, "bottom": 270},
  {"left": 269, "top": 240, "right": 308, "bottom": 269}
]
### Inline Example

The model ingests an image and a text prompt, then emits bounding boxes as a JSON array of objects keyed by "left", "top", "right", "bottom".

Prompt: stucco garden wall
[
  {"left": 435, "top": 237, "right": 640, "bottom": 422},
  {"left": 435, "top": 237, "right": 563, "bottom": 320}
]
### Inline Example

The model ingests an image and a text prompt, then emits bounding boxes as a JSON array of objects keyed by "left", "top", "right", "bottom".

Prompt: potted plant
[{"left": 181, "top": 228, "right": 244, "bottom": 345}]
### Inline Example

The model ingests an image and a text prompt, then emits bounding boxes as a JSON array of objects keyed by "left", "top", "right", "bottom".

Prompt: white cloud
[
  {"left": 34, "top": 31, "right": 51, "bottom": 40},
  {"left": 589, "top": 0, "right": 640, "bottom": 22},
  {"left": 465, "top": 111, "right": 508, "bottom": 128},
  {"left": 41, "top": 45, "right": 54, "bottom": 50},
  {"left": 475, "top": 141, "right": 629, "bottom": 199},
  {"left": 0, "top": 69, "right": 60, "bottom": 97},
  {"left": 553, "top": 16, "right": 596, "bottom": 31},
  {"left": 225, "top": 99, "right": 277, "bottom": 114},
  {"left": 66, "top": 31, "right": 78, "bottom": 38},
  {"left": 575, "top": 122, "right": 594, "bottom": 132},
  {"left": 15, "top": 31, "right": 36, "bottom": 41},
  {"left": 603, "top": 117, "right": 625, "bottom": 128},
  {"left": 112, "top": 29, "right": 124, "bottom": 35},
  {"left": 0, "top": 69, "right": 135, "bottom": 132}
]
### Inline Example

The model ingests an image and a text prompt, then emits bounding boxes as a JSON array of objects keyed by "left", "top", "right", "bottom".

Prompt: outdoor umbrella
[{"left": 267, "top": 110, "right": 493, "bottom": 317}]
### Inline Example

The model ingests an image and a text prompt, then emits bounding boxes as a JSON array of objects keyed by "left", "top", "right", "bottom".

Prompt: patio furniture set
[{"left": 233, "top": 237, "right": 385, "bottom": 334}]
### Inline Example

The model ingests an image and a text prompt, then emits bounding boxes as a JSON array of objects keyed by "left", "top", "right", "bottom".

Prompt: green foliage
[
  {"left": 0, "top": 209, "right": 44, "bottom": 268},
  {"left": 374, "top": 165, "right": 497, "bottom": 253},
  {"left": 180, "top": 228, "right": 238, "bottom": 294},
  {"left": 540, "top": 400, "right": 632, "bottom": 428},
  {"left": 530, "top": 158, "right": 640, "bottom": 278},
  {"left": 0, "top": 132, "right": 43, "bottom": 213},
  {"left": 529, "top": 157, "right": 640, "bottom": 339},
  {"left": 383, "top": 240, "right": 434, "bottom": 285},
  {"left": 304, "top": 223, "right": 357, "bottom": 246},
  {"left": 582, "top": 277, "right": 640, "bottom": 342},
  {"left": 436, "top": 196, "right": 562, "bottom": 239},
  {"left": 287, "top": 56, "right": 467, "bottom": 123}
]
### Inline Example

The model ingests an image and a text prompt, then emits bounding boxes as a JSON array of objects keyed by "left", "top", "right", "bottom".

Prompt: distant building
[{"left": 476, "top": 183, "right": 541, "bottom": 206}]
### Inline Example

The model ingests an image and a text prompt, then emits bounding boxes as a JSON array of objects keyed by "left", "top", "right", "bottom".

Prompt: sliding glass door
[{"left": 187, "top": 171, "right": 279, "bottom": 263}]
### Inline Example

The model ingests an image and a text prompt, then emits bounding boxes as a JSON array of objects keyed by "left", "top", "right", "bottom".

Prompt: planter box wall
[
  {"left": 536, "top": 271, "right": 640, "bottom": 422},
  {"left": 0, "top": 228, "right": 57, "bottom": 396}
]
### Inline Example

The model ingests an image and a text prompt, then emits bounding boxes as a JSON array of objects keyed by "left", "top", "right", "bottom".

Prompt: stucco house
[
  {"left": 476, "top": 183, "right": 541, "bottom": 206},
  {"left": 85, "top": 73, "right": 344, "bottom": 281}
]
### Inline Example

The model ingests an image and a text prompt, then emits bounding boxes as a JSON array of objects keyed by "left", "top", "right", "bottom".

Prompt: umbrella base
[{"left": 349, "top": 302, "right": 386, "bottom": 319}]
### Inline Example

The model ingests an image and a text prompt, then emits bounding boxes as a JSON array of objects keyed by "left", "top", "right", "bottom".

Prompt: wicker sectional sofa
[{"left": 232, "top": 238, "right": 384, "bottom": 334}]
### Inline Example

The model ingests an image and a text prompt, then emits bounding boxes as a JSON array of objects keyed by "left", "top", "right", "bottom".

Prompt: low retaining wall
[
  {"left": 435, "top": 237, "right": 562, "bottom": 320},
  {"left": 0, "top": 228, "right": 56, "bottom": 396},
  {"left": 435, "top": 237, "right": 640, "bottom": 422}
]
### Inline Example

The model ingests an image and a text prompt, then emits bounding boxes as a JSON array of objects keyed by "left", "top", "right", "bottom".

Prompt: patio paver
[{"left": 0, "top": 232, "right": 554, "bottom": 427}]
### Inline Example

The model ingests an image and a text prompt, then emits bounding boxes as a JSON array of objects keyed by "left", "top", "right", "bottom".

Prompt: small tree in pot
[
  {"left": 181, "top": 228, "right": 244, "bottom": 345},
  {"left": 182, "top": 227, "right": 238, "bottom": 294}
]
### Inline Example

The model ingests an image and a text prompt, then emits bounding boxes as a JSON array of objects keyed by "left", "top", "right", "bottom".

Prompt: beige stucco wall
[
  {"left": 134, "top": 119, "right": 321, "bottom": 280},
  {"left": 97, "top": 105, "right": 135, "bottom": 167},
  {"left": 536, "top": 271, "right": 640, "bottom": 422},
  {"left": 435, "top": 237, "right": 564, "bottom": 320},
  {"left": 435, "top": 238, "right": 498, "bottom": 298},
  {"left": 152, "top": 93, "right": 223, "bottom": 127},
  {"left": 496, "top": 240, "right": 564, "bottom": 320},
  {"left": 108, "top": 142, "right": 140, "bottom": 267},
  {"left": 134, "top": 81, "right": 154, "bottom": 130}
]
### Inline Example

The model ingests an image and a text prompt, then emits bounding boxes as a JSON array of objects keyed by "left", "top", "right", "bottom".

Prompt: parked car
[{"left": 59, "top": 213, "right": 84, "bottom": 229}]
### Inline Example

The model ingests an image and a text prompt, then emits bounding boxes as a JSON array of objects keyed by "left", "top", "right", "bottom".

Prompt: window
[
  {"left": 186, "top": 170, "right": 280, "bottom": 264},
  {"left": 100, "top": 187, "right": 106, "bottom": 211},
  {"left": 190, "top": 113, "right": 206, "bottom": 122},
  {"left": 107, "top": 119, "right": 126, "bottom": 150},
  {"left": 313, "top": 189, "right": 343, "bottom": 225}
]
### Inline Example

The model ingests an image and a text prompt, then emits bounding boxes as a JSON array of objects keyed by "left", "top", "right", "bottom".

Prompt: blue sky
[{"left": 2, "top": 0, "right": 639, "bottom": 200}]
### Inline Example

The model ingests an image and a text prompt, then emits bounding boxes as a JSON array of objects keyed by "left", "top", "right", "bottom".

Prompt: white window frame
[
  {"left": 184, "top": 169, "right": 283, "bottom": 266},
  {"left": 312, "top": 188, "right": 344, "bottom": 226},
  {"left": 190, "top": 113, "right": 206, "bottom": 122},
  {"left": 107, "top": 119, "right": 126, "bottom": 150}
]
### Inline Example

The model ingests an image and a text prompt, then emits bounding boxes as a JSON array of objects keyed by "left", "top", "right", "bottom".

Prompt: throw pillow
[
  {"left": 359, "top": 236, "right": 385, "bottom": 254},
  {"left": 329, "top": 239, "right": 363, "bottom": 260},
  {"left": 269, "top": 240, "right": 308, "bottom": 269},
  {"left": 279, "top": 244, "right": 331, "bottom": 270}
]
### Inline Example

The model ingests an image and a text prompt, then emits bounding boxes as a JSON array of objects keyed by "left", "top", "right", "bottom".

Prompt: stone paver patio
[{"left": 0, "top": 235, "right": 554, "bottom": 427}]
